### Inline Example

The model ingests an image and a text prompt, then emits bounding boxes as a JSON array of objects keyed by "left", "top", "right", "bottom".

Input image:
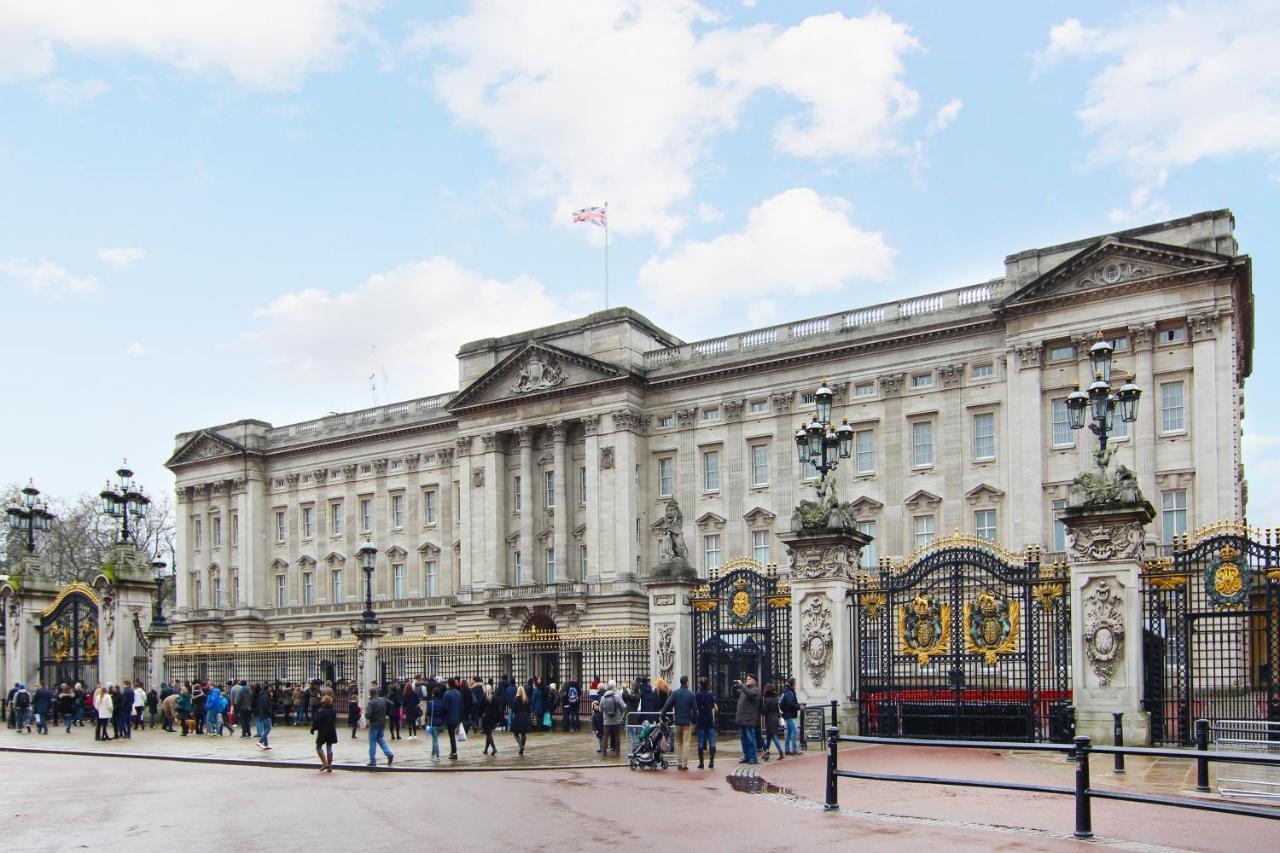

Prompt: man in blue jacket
[
  {"left": 661, "top": 675, "right": 699, "bottom": 770},
  {"left": 443, "top": 678, "right": 463, "bottom": 759},
  {"left": 780, "top": 678, "right": 802, "bottom": 755}
]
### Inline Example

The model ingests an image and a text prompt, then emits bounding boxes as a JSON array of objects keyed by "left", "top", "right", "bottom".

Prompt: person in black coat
[
  {"left": 347, "top": 688, "right": 362, "bottom": 739},
  {"left": 387, "top": 682, "right": 402, "bottom": 741},
  {"left": 402, "top": 682, "right": 421, "bottom": 739},
  {"left": 255, "top": 683, "right": 275, "bottom": 750},
  {"left": 480, "top": 684, "right": 501, "bottom": 755},
  {"left": 443, "top": 679, "right": 463, "bottom": 759},
  {"left": 509, "top": 685, "right": 531, "bottom": 755},
  {"left": 311, "top": 695, "right": 338, "bottom": 772}
]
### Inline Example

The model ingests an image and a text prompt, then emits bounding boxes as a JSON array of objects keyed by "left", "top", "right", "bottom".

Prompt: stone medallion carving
[
  {"left": 599, "top": 446, "right": 615, "bottom": 469},
  {"left": 510, "top": 352, "right": 566, "bottom": 393},
  {"left": 1083, "top": 579, "right": 1125, "bottom": 686},
  {"left": 800, "top": 595, "right": 833, "bottom": 686},
  {"left": 101, "top": 586, "right": 116, "bottom": 646},
  {"left": 792, "top": 543, "right": 856, "bottom": 579},
  {"left": 471, "top": 467, "right": 485, "bottom": 488},
  {"left": 1068, "top": 521, "right": 1142, "bottom": 562},
  {"left": 6, "top": 595, "right": 21, "bottom": 647},
  {"left": 655, "top": 623, "right": 675, "bottom": 684}
]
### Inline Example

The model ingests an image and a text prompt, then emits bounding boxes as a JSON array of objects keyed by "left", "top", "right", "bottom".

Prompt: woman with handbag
[
  {"left": 480, "top": 682, "right": 501, "bottom": 755},
  {"left": 509, "top": 685, "right": 531, "bottom": 755},
  {"left": 426, "top": 685, "right": 445, "bottom": 760},
  {"left": 311, "top": 695, "right": 338, "bottom": 773}
]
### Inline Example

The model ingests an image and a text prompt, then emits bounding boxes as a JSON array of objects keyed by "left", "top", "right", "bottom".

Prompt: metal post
[
  {"left": 824, "top": 725, "right": 839, "bottom": 811},
  {"left": 1195, "top": 718, "right": 1211, "bottom": 793},
  {"left": 830, "top": 698, "right": 838, "bottom": 732},
  {"left": 1073, "top": 736, "right": 1093, "bottom": 839},
  {"left": 1112, "top": 712, "right": 1125, "bottom": 774}
]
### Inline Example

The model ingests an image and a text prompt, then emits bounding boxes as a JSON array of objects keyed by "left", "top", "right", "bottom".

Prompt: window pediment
[
  {"left": 904, "top": 490, "right": 942, "bottom": 511},
  {"left": 695, "top": 512, "right": 727, "bottom": 531}
]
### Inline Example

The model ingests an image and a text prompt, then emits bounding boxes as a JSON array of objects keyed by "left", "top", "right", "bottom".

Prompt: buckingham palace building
[{"left": 165, "top": 209, "right": 1252, "bottom": 670}]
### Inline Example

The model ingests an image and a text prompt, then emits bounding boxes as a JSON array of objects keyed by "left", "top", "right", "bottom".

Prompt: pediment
[
  {"left": 965, "top": 483, "right": 1005, "bottom": 504},
  {"left": 904, "top": 490, "right": 942, "bottom": 510},
  {"left": 384, "top": 546, "right": 407, "bottom": 559},
  {"left": 418, "top": 542, "right": 441, "bottom": 555},
  {"left": 323, "top": 551, "right": 345, "bottom": 565},
  {"left": 849, "top": 496, "right": 884, "bottom": 513},
  {"left": 695, "top": 512, "right": 727, "bottom": 528},
  {"left": 166, "top": 430, "right": 247, "bottom": 467},
  {"left": 742, "top": 507, "right": 776, "bottom": 524},
  {"left": 1000, "top": 237, "right": 1230, "bottom": 310},
  {"left": 447, "top": 341, "right": 630, "bottom": 411}
]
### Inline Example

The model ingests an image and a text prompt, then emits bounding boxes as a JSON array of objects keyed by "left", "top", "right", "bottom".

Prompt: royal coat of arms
[
  {"left": 899, "top": 594, "right": 949, "bottom": 666},
  {"left": 729, "top": 578, "right": 756, "bottom": 625},
  {"left": 963, "top": 590, "right": 1019, "bottom": 665},
  {"left": 1207, "top": 544, "right": 1252, "bottom": 606}
]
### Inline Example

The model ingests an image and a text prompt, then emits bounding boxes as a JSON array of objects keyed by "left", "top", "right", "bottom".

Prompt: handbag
[
  {"left": 457, "top": 724, "right": 468, "bottom": 742},
  {"left": 542, "top": 712, "right": 552, "bottom": 728}
]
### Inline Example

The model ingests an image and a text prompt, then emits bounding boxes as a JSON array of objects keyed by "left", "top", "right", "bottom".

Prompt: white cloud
[
  {"left": 0, "top": 258, "right": 98, "bottom": 295},
  {"left": 1033, "top": 18, "right": 1099, "bottom": 71},
  {"left": 409, "top": 3, "right": 923, "bottom": 241},
  {"left": 696, "top": 202, "right": 725, "bottom": 224},
  {"left": 1244, "top": 432, "right": 1280, "bottom": 521},
  {"left": 926, "top": 98, "right": 963, "bottom": 136},
  {"left": 0, "top": 1, "right": 373, "bottom": 90},
  {"left": 230, "top": 257, "right": 570, "bottom": 392},
  {"left": 39, "top": 77, "right": 108, "bottom": 105},
  {"left": 125, "top": 341, "right": 147, "bottom": 358},
  {"left": 637, "top": 188, "right": 895, "bottom": 321},
  {"left": 97, "top": 247, "right": 145, "bottom": 267}
]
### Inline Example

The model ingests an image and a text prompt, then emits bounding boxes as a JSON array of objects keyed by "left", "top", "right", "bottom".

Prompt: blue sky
[{"left": 3, "top": 1, "right": 1279, "bottom": 520}]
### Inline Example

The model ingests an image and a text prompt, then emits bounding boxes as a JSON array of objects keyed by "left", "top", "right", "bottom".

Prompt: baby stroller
[{"left": 628, "top": 715, "right": 672, "bottom": 770}]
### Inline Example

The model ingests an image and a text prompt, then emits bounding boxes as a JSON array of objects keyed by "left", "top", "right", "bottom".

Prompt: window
[
  {"left": 275, "top": 511, "right": 286, "bottom": 544},
  {"left": 513, "top": 551, "right": 522, "bottom": 586},
  {"left": 749, "top": 399, "right": 769, "bottom": 415},
  {"left": 454, "top": 482, "right": 460, "bottom": 521},
  {"left": 703, "top": 449, "right": 721, "bottom": 492},
  {"left": 855, "top": 382, "right": 875, "bottom": 398},
  {"left": 513, "top": 477, "right": 522, "bottom": 513},
  {"left": 544, "top": 471, "right": 555, "bottom": 508},
  {"left": 1109, "top": 335, "right": 1130, "bottom": 352},
  {"left": 855, "top": 429, "right": 875, "bottom": 474},
  {"left": 1161, "top": 381, "right": 1185, "bottom": 432},
  {"left": 425, "top": 560, "right": 439, "bottom": 596},
  {"left": 703, "top": 408, "right": 720, "bottom": 422},
  {"left": 360, "top": 463, "right": 372, "bottom": 475},
  {"left": 1111, "top": 412, "right": 1129, "bottom": 440},
  {"left": 580, "top": 543, "right": 588, "bottom": 576},
  {"left": 913, "top": 515, "right": 936, "bottom": 549},
  {"left": 391, "top": 459, "right": 402, "bottom": 471},
  {"left": 194, "top": 578, "right": 202, "bottom": 608},
  {"left": 393, "top": 563, "right": 404, "bottom": 599},
  {"left": 424, "top": 489, "right": 438, "bottom": 524},
  {"left": 704, "top": 534, "right": 722, "bottom": 571},
  {"left": 546, "top": 547, "right": 557, "bottom": 583},
  {"left": 1158, "top": 326, "right": 1186, "bottom": 344},
  {"left": 212, "top": 516, "right": 222, "bottom": 549},
  {"left": 303, "top": 572, "right": 313, "bottom": 605},
  {"left": 752, "top": 530, "right": 770, "bottom": 564},
  {"left": 194, "top": 518, "right": 202, "bottom": 551},
  {"left": 232, "top": 514, "right": 239, "bottom": 547},
  {"left": 1162, "top": 490, "right": 1188, "bottom": 545},
  {"left": 972, "top": 363, "right": 994, "bottom": 379},
  {"left": 1049, "top": 344, "right": 1075, "bottom": 362},
  {"left": 330, "top": 502, "right": 343, "bottom": 536},
  {"left": 911, "top": 421, "right": 934, "bottom": 467},
  {"left": 302, "top": 506, "right": 314, "bottom": 539},
  {"left": 391, "top": 493, "right": 404, "bottom": 528},
  {"left": 911, "top": 373, "right": 933, "bottom": 389},
  {"left": 332, "top": 570, "right": 343, "bottom": 603},
  {"left": 213, "top": 578, "right": 222, "bottom": 609},
  {"left": 1051, "top": 399, "right": 1074, "bottom": 447},
  {"left": 579, "top": 467, "right": 587, "bottom": 506},
  {"left": 858, "top": 521, "right": 877, "bottom": 569},
  {"left": 232, "top": 576, "right": 239, "bottom": 606},
  {"left": 658, "top": 415, "right": 674, "bottom": 429},
  {"left": 1051, "top": 499, "right": 1068, "bottom": 552},
  {"left": 973, "top": 412, "right": 995, "bottom": 460},
  {"left": 276, "top": 575, "right": 286, "bottom": 608},
  {"left": 975, "top": 509, "right": 997, "bottom": 541},
  {"left": 658, "top": 458, "right": 674, "bottom": 497},
  {"left": 360, "top": 498, "right": 372, "bottom": 532},
  {"left": 750, "top": 445, "right": 769, "bottom": 487}
]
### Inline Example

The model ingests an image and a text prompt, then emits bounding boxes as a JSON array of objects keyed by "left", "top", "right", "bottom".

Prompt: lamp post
[
  {"left": 99, "top": 461, "right": 150, "bottom": 543},
  {"left": 1065, "top": 334, "right": 1142, "bottom": 453},
  {"left": 6, "top": 479, "right": 56, "bottom": 554},
  {"left": 794, "top": 379, "right": 854, "bottom": 480},
  {"left": 150, "top": 556, "right": 173, "bottom": 629},
  {"left": 357, "top": 537, "right": 378, "bottom": 626}
]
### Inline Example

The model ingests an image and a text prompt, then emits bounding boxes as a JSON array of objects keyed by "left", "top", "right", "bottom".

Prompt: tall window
[
  {"left": 1162, "top": 490, "right": 1188, "bottom": 544},
  {"left": 703, "top": 449, "right": 721, "bottom": 492},
  {"left": 855, "top": 429, "right": 875, "bottom": 474},
  {"left": 750, "top": 445, "right": 769, "bottom": 487},
  {"left": 232, "top": 514, "right": 239, "bottom": 547},
  {"left": 973, "top": 413, "right": 995, "bottom": 460},
  {"left": 752, "top": 530, "right": 770, "bottom": 564},
  {"left": 913, "top": 515, "right": 936, "bottom": 549},
  {"left": 513, "top": 477, "right": 522, "bottom": 513},
  {"left": 513, "top": 551, "right": 522, "bottom": 586},
  {"left": 975, "top": 509, "right": 997, "bottom": 541},
  {"left": 360, "top": 498, "right": 373, "bottom": 532},
  {"left": 232, "top": 576, "right": 239, "bottom": 606},
  {"left": 194, "top": 577, "right": 202, "bottom": 608},
  {"left": 213, "top": 578, "right": 222, "bottom": 608},
  {"left": 303, "top": 572, "right": 314, "bottom": 605},
  {"left": 393, "top": 563, "right": 404, "bottom": 599},
  {"left": 424, "top": 489, "right": 438, "bottom": 524},
  {"left": 425, "top": 560, "right": 439, "bottom": 596},
  {"left": 579, "top": 467, "right": 587, "bottom": 505},
  {"left": 1051, "top": 399, "right": 1074, "bottom": 447},
  {"left": 546, "top": 547, "right": 557, "bottom": 583},
  {"left": 212, "top": 516, "right": 222, "bottom": 549},
  {"left": 544, "top": 471, "right": 555, "bottom": 508},
  {"left": 194, "top": 518, "right": 203, "bottom": 550},
  {"left": 580, "top": 543, "right": 588, "bottom": 576},
  {"left": 704, "top": 534, "right": 722, "bottom": 571},
  {"left": 454, "top": 482, "right": 460, "bottom": 521},
  {"left": 1052, "top": 499, "right": 1068, "bottom": 552},
  {"left": 330, "top": 502, "right": 343, "bottom": 536},
  {"left": 658, "top": 458, "right": 674, "bottom": 497},
  {"left": 391, "top": 494, "right": 404, "bottom": 528},
  {"left": 275, "top": 511, "right": 286, "bottom": 544},
  {"left": 276, "top": 575, "right": 286, "bottom": 608},
  {"left": 858, "top": 520, "right": 877, "bottom": 569},
  {"left": 911, "top": 421, "right": 934, "bottom": 467},
  {"left": 302, "top": 506, "right": 314, "bottom": 539},
  {"left": 1161, "top": 381, "right": 1185, "bottom": 432},
  {"left": 332, "top": 569, "right": 343, "bottom": 603}
]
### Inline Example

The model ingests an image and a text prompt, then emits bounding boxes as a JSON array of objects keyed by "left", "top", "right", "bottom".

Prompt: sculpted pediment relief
[
  {"left": 167, "top": 431, "right": 246, "bottom": 467},
  {"left": 447, "top": 341, "right": 628, "bottom": 410}
]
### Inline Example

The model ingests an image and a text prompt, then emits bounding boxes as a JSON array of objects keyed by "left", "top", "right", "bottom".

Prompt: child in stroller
[{"left": 628, "top": 714, "right": 672, "bottom": 770}]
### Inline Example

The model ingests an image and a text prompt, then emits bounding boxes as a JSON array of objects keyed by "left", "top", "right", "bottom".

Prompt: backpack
[
  {"left": 15, "top": 690, "right": 30, "bottom": 709},
  {"left": 601, "top": 692, "right": 619, "bottom": 717},
  {"left": 566, "top": 686, "right": 579, "bottom": 704}
]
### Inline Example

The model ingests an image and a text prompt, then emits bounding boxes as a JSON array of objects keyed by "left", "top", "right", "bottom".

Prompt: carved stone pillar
[
  {"left": 145, "top": 622, "right": 172, "bottom": 689},
  {"left": 646, "top": 578, "right": 695, "bottom": 686},
  {"left": 516, "top": 427, "right": 535, "bottom": 586},
  {"left": 353, "top": 621, "right": 385, "bottom": 695},
  {"left": 1062, "top": 502, "right": 1155, "bottom": 745},
  {"left": 551, "top": 421, "right": 569, "bottom": 583}
]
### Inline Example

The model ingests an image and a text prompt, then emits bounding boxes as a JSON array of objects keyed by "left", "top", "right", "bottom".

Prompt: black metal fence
[{"left": 165, "top": 639, "right": 359, "bottom": 687}]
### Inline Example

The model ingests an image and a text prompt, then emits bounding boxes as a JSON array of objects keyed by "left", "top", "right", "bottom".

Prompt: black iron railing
[{"left": 823, "top": 718, "right": 1280, "bottom": 839}]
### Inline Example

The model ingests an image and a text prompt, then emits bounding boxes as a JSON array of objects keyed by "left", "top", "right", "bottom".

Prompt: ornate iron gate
[
  {"left": 38, "top": 583, "right": 100, "bottom": 688},
  {"left": 854, "top": 536, "right": 1072, "bottom": 741},
  {"left": 691, "top": 558, "right": 792, "bottom": 729},
  {"left": 1142, "top": 523, "right": 1280, "bottom": 745}
]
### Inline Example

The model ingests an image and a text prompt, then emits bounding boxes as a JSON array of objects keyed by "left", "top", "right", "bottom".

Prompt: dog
[{"left": 182, "top": 718, "right": 196, "bottom": 734}]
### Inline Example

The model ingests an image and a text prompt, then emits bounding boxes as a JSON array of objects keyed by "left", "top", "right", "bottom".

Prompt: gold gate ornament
[
  {"left": 963, "top": 590, "right": 1019, "bottom": 665},
  {"left": 899, "top": 594, "right": 949, "bottom": 666}
]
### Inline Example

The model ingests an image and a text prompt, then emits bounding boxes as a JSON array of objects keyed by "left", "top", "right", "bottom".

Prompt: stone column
[
  {"left": 1062, "top": 501, "right": 1155, "bottom": 745},
  {"left": 551, "top": 421, "right": 569, "bottom": 583},
  {"left": 481, "top": 432, "right": 506, "bottom": 589},
  {"left": 1009, "top": 343, "right": 1043, "bottom": 547},
  {"left": 353, "top": 621, "right": 385, "bottom": 694},
  {"left": 456, "top": 436, "right": 475, "bottom": 593},
  {"left": 1127, "top": 323, "right": 1157, "bottom": 508},
  {"left": 581, "top": 416, "right": 601, "bottom": 583},
  {"left": 646, "top": 579, "right": 696, "bottom": 685},
  {"left": 516, "top": 427, "right": 536, "bottom": 585},
  {"left": 777, "top": 527, "right": 871, "bottom": 734},
  {"left": 95, "top": 543, "right": 161, "bottom": 687},
  {"left": 145, "top": 622, "right": 173, "bottom": 689}
]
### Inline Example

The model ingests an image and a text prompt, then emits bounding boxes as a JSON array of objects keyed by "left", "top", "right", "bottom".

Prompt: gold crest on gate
[
  {"left": 899, "top": 594, "right": 949, "bottom": 666},
  {"left": 963, "top": 590, "right": 1019, "bottom": 665},
  {"left": 729, "top": 578, "right": 755, "bottom": 625}
]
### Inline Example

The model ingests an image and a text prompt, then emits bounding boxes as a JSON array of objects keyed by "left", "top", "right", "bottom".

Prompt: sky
[{"left": 2, "top": 0, "right": 1279, "bottom": 521}]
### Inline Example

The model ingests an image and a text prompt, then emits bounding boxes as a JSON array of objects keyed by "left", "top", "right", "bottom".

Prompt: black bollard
[
  {"left": 1112, "top": 712, "right": 1125, "bottom": 774},
  {"left": 824, "top": 725, "right": 839, "bottom": 811},
  {"left": 1195, "top": 718, "right": 1211, "bottom": 792},
  {"left": 1073, "top": 736, "right": 1093, "bottom": 839}
]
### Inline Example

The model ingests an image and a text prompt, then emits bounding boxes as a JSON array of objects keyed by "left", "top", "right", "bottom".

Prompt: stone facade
[{"left": 165, "top": 210, "right": 1252, "bottom": 645}]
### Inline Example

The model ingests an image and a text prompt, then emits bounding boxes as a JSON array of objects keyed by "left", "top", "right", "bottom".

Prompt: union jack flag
[{"left": 572, "top": 205, "right": 608, "bottom": 228}]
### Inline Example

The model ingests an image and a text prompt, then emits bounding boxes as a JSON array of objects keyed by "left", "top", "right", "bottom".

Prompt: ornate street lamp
[
  {"left": 794, "top": 379, "right": 853, "bottom": 479},
  {"left": 357, "top": 537, "right": 378, "bottom": 626},
  {"left": 6, "top": 479, "right": 56, "bottom": 554},
  {"left": 150, "top": 556, "right": 173, "bottom": 629},
  {"left": 1065, "top": 333, "right": 1142, "bottom": 452},
  {"left": 99, "top": 461, "right": 150, "bottom": 543}
]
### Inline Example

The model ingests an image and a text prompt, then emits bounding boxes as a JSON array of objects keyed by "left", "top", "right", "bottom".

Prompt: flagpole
[{"left": 604, "top": 202, "right": 610, "bottom": 310}]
